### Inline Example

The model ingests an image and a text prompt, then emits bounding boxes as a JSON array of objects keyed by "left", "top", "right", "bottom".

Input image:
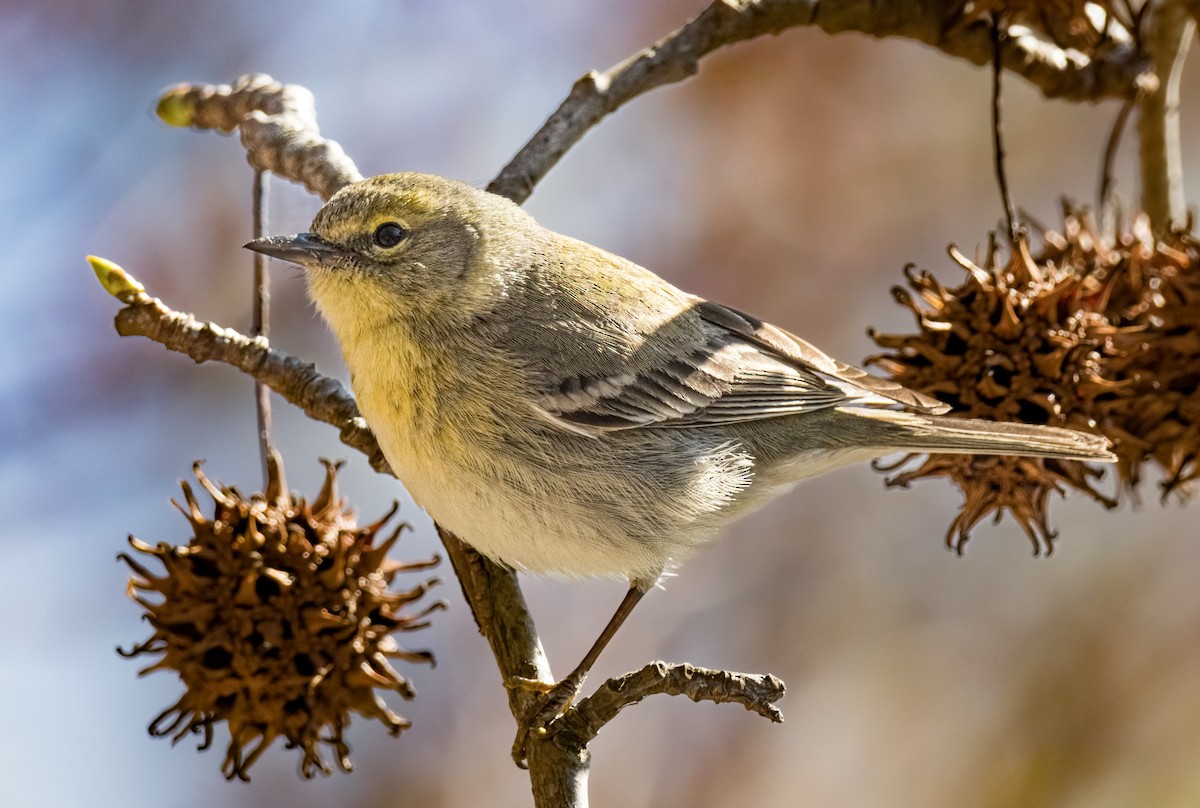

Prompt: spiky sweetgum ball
[
  {"left": 869, "top": 210, "right": 1200, "bottom": 550},
  {"left": 119, "top": 457, "right": 444, "bottom": 780},
  {"left": 1073, "top": 217, "right": 1200, "bottom": 499},
  {"left": 867, "top": 233, "right": 1122, "bottom": 553}
]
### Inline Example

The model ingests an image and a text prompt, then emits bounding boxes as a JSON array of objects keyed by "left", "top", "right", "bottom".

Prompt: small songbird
[{"left": 247, "top": 172, "right": 1115, "bottom": 730}]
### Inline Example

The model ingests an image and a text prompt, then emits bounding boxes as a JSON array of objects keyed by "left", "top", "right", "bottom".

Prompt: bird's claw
[
  {"left": 506, "top": 675, "right": 557, "bottom": 695},
  {"left": 509, "top": 675, "right": 585, "bottom": 767}
]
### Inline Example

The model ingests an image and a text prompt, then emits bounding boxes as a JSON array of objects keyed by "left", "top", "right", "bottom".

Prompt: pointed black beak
[{"left": 244, "top": 233, "right": 342, "bottom": 266}]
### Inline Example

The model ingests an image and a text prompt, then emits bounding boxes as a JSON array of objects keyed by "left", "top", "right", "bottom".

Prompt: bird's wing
[
  {"left": 694, "top": 300, "right": 949, "bottom": 414},
  {"left": 529, "top": 296, "right": 948, "bottom": 437}
]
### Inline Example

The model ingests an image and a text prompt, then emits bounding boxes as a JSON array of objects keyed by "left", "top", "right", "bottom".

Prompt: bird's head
[{"left": 246, "top": 172, "right": 529, "bottom": 330}]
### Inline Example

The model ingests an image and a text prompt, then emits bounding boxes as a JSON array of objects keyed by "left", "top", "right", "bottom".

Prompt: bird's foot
[
  {"left": 508, "top": 674, "right": 585, "bottom": 767},
  {"left": 507, "top": 675, "right": 557, "bottom": 695}
]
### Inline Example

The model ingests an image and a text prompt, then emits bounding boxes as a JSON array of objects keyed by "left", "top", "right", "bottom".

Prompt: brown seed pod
[
  {"left": 118, "top": 454, "right": 444, "bottom": 780},
  {"left": 869, "top": 208, "right": 1200, "bottom": 550},
  {"left": 867, "top": 228, "right": 1125, "bottom": 554},
  {"left": 1082, "top": 217, "right": 1200, "bottom": 499}
]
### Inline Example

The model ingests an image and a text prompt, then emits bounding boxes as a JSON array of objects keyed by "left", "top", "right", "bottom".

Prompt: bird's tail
[{"left": 844, "top": 407, "right": 1116, "bottom": 462}]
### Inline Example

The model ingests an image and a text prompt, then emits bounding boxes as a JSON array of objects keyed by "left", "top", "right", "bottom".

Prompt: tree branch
[
  {"left": 490, "top": 0, "right": 1155, "bottom": 203},
  {"left": 551, "top": 662, "right": 785, "bottom": 750},
  {"left": 107, "top": 288, "right": 388, "bottom": 473},
  {"left": 157, "top": 74, "right": 362, "bottom": 200},
  {"left": 1137, "top": 0, "right": 1194, "bottom": 233}
]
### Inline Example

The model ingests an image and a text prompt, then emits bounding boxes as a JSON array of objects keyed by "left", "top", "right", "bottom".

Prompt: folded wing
[{"left": 531, "top": 297, "right": 948, "bottom": 436}]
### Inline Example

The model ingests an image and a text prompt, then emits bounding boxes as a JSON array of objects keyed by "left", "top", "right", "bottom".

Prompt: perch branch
[
  {"left": 990, "top": 16, "right": 1020, "bottom": 244},
  {"left": 490, "top": 0, "right": 1154, "bottom": 203}
]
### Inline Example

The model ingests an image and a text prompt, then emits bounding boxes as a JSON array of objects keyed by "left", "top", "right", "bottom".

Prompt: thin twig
[
  {"left": 1099, "top": 98, "right": 1135, "bottom": 230},
  {"left": 990, "top": 15, "right": 1020, "bottom": 245},
  {"left": 251, "top": 169, "right": 273, "bottom": 488}
]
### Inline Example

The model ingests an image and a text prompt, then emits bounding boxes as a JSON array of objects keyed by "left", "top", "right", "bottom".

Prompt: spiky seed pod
[
  {"left": 867, "top": 234, "right": 1125, "bottom": 554},
  {"left": 118, "top": 456, "right": 445, "bottom": 780},
  {"left": 869, "top": 208, "right": 1200, "bottom": 549},
  {"left": 1125, "top": 242, "right": 1200, "bottom": 496},
  {"left": 1041, "top": 214, "right": 1200, "bottom": 499}
]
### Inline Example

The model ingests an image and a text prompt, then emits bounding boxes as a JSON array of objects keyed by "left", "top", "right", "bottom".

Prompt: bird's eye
[{"left": 373, "top": 222, "right": 407, "bottom": 248}]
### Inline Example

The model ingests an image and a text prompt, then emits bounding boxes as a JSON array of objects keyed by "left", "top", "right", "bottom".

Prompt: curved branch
[
  {"left": 157, "top": 74, "right": 361, "bottom": 201},
  {"left": 489, "top": 0, "right": 1154, "bottom": 203},
  {"left": 551, "top": 662, "right": 786, "bottom": 751}
]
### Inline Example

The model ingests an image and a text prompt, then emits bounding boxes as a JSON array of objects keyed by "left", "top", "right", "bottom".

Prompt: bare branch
[
  {"left": 490, "top": 0, "right": 1155, "bottom": 203},
  {"left": 157, "top": 74, "right": 361, "bottom": 200},
  {"left": 251, "top": 169, "right": 273, "bottom": 488},
  {"left": 434, "top": 528, "right": 590, "bottom": 800},
  {"left": 990, "top": 16, "right": 1020, "bottom": 245},
  {"left": 1099, "top": 98, "right": 1135, "bottom": 230},
  {"left": 1137, "top": 0, "right": 1194, "bottom": 233},
  {"left": 109, "top": 289, "right": 389, "bottom": 473},
  {"left": 550, "top": 662, "right": 786, "bottom": 749}
]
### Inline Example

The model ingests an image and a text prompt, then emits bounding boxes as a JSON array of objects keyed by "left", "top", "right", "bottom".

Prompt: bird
[{"left": 246, "top": 171, "right": 1115, "bottom": 737}]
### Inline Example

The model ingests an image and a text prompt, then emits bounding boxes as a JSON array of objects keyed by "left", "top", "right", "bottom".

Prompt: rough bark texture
[{"left": 489, "top": 0, "right": 1153, "bottom": 203}]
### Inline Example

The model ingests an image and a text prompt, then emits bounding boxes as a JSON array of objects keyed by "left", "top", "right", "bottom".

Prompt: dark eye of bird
[{"left": 373, "top": 222, "right": 406, "bottom": 248}]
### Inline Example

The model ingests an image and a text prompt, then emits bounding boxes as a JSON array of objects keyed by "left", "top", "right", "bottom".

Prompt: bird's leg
[
  {"left": 511, "top": 581, "right": 652, "bottom": 763},
  {"left": 512, "top": 584, "right": 648, "bottom": 762}
]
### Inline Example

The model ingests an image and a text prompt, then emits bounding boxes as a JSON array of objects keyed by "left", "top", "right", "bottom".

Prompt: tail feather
[{"left": 845, "top": 408, "right": 1116, "bottom": 462}]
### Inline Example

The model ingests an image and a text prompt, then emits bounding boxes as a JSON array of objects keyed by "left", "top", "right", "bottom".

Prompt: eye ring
[{"left": 373, "top": 222, "right": 407, "bottom": 248}]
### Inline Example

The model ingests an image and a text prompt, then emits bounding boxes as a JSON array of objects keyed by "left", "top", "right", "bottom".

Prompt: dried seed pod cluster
[
  {"left": 119, "top": 456, "right": 444, "bottom": 780},
  {"left": 868, "top": 210, "right": 1200, "bottom": 552}
]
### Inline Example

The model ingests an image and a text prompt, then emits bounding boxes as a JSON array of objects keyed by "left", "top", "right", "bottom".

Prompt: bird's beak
[{"left": 244, "top": 233, "right": 342, "bottom": 266}]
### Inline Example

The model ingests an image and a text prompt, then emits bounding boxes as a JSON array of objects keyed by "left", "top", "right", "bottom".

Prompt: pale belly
[
  {"left": 375, "top": 425, "right": 682, "bottom": 581},
  {"left": 347, "top": 342, "right": 762, "bottom": 583}
]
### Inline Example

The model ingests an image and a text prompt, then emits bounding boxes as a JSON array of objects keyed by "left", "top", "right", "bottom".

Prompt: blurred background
[{"left": 5, "top": 1, "right": 1200, "bottom": 806}]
